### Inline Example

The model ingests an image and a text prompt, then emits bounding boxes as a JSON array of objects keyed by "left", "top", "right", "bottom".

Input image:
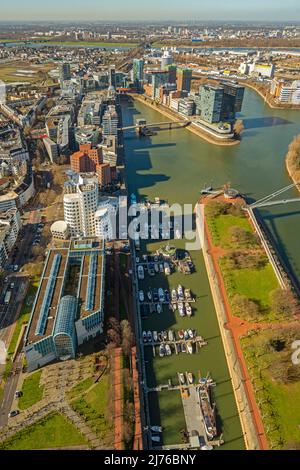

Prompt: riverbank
[
  {"left": 131, "top": 94, "right": 240, "bottom": 147},
  {"left": 286, "top": 157, "right": 300, "bottom": 192},
  {"left": 285, "top": 137, "right": 300, "bottom": 193},
  {"left": 242, "top": 82, "right": 300, "bottom": 111}
]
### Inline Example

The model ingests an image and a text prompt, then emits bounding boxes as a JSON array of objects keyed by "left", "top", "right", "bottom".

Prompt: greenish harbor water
[{"left": 121, "top": 88, "right": 300, "bottom": 449}]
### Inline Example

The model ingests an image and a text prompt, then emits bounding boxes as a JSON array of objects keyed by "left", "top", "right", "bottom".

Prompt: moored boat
[
  {"left": 168, "top": 330, "right": 174, "bottom": 342},
  {"left": 178, "top": 303, "right": 185, "bottom": 317},
  {"left": 187, "top": 341, "right": 193, "bottom": 354},
  {"left": 164, "top": 262, "right": 171, "bottom": 276},
  {"left": 199, "top": 385, "right": 217, "bottom": 440},
  {"left": 188, "top": 372, "right": 194, "bottom": 384},
  {"left": 158, "top": 288, "right": 165, "bottom": 303},
  {"left": 185, "top": 303, "right": 192, "bottom": 317},
  {"left": 137, "top": 265, "right": 144, "bottom": 280},
  {"left": 177, "top": 285, "right": 184, "bottom": 301},
  {"left": 147, "top": 331, "right": 152, "bottom": 342},
  {"left": 178, "top": 330, "right": 184, "bottom": 340},
  {"left": 171, "top": 289, "right": 177, "bottom": 302},
  {"left": 139, "top": 290, "right": 144, "bottom": 302},
  {"left": 188, "top": 329, "right": 194, "bottom": 339},
  {"left": 142, "top": 331, "right": 147, "bottom": 343},
  {"left": 151, "top": 426, "right": 162, "bottom": 433},
  {"left": 153, "top": 331, "right": 158, "bottom": 342},
  {"left": 165, "top": 344, "right": 172, "bottom": 356},
  {"left": 184, "top": 288, "right": 192, "bottom": 301},
  {"left": 159, "top": 344, "right": 165, "bottom": 357},
  {"left": 179, "top": 373, "right": 185, "bottom": 385}
]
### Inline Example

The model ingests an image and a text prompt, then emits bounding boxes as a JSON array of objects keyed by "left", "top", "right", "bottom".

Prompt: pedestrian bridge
[
  {"left": 248, "top": 182, "right": 300, "bottom": 209},
  {"left": 119, "top": 120, "right": 190, "bottom": 131}
]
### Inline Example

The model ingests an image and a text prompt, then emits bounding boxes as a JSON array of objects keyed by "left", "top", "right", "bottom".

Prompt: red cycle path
[{"left": 114, "top": 348, "right": 123, "bottom": 450}]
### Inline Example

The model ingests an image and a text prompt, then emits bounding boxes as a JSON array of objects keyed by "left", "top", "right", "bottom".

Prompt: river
[{"left": 121, "top": 88, "right": 300, "bottom": 449}]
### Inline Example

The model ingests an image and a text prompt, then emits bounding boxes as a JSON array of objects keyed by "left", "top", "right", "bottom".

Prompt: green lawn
[
  {"left": 241, "top": 329, "right": 300, "bottom": 449},
  {"left": 206, "top": 207, "right": 280, "bottom": 320},
  {"left": 231, "top": 264, "right": 278, "bottom": 310},
  {"left": 18, "top": 370, "right": 44, "bottom": 410},
  {"left": 267, "top": 378, "right": 300, "bottom": 446},
  {"left": 71, "top": 375, "right": 112, "bottom": 442},
  {"left": 67, "top": 377, "right": 94, "bottom": 401},
  {"left": 0, "top": 413, "right": 88, "bottom": 450},
  {"left": 214, "top": 214, "right": 252, "bottom": 248}
]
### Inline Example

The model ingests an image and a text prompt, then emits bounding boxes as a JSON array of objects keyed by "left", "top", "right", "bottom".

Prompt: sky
[{"left": 1, "top": 0, "right": 300, "bottom": 22}]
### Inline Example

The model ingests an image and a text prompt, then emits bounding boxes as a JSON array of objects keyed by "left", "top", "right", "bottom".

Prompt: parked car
[
  {"left": 8, "top": 410, "right": 19, "bottom": 418},
  {"left": 15, "top": 391, "right": 23, "bottom": 398}
]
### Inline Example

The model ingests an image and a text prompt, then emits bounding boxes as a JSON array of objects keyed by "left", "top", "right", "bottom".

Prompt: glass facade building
[{"left": 24, "top": 239, "right": 105, "bottom": 371}]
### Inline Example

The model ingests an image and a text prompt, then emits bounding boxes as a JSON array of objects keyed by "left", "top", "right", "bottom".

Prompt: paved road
[
  {"left": 0, "top": 355, "right": 22, "bottom": 427},
  {"left": 0, "top": 277, "right": 27, "bottom": 346}
]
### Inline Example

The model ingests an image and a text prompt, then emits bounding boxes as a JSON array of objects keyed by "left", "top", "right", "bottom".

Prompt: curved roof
[
  {"left": 51, "top": 220, "right": 68, "bottom": 233},
  {"left": 53, "top": 295, "right": 77, "bottom": 338}
]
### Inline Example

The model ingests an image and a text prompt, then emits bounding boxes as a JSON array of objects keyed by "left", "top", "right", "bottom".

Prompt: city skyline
[{"left": 1, "top": 0, "right": 300, "bottom": 22}]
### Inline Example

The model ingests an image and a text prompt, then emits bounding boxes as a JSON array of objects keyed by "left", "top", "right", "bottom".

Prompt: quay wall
[
  {"left": 131, "top": 94, "right": 239, "bottom": 147},
  {"left": 247, "top": 206, "right": 300, "bottom": 296}
]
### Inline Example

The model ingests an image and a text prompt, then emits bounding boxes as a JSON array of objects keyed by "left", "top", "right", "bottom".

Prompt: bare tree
[
  {"left": 121, "top": 320, "right": 134, "bottom": 357},
  {"left": 107, "top": 328, "right": 121, "bottom": 346},
  {"left": 232, "top": 294, "right": 261, "bottom": 319},
  {"left": 270, "top": 289, "right": 299, "bottom": 317},
  {"left": 233, "top": 119, "right": 245, "bottom": 136}
]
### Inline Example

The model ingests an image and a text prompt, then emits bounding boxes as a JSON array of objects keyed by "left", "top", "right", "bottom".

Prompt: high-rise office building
[
  {"left": 70, "top": 144, "right": 103, "bottom": 173},
  {"left": 109, "top": 66, "right": 116, "bottom": 88},
  {"left": 220, "top": 81, "right": 245, "bottom": 121},
  {"left": 166, "top": 65, "right": 177, "bottom": 85},
  {"left": 102, "top": 106, "right": 119, "bottom": 137},
  {"left": 64, "top": 177, "right": 98, "bottom": 237},
  {"left": 199, "top": 85, "right": 224, "bottom": 123},
  {"left": 199, "top": 82, "right": 245, "bottom": 123},
  {"left": 177, "top": 68, "right": 192, "bottom": 93},
  {"left": 59, "top": 63, "right": 71, "bottom": 86},
  {"left": 161, "top": 50, "right": 173, "bottom": 69},
  {"left": 151, "top": 72, "right": 169, "bottom": 99},
  {"left": 133, "top": 59, "right": 144, "bottom": 88}
]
